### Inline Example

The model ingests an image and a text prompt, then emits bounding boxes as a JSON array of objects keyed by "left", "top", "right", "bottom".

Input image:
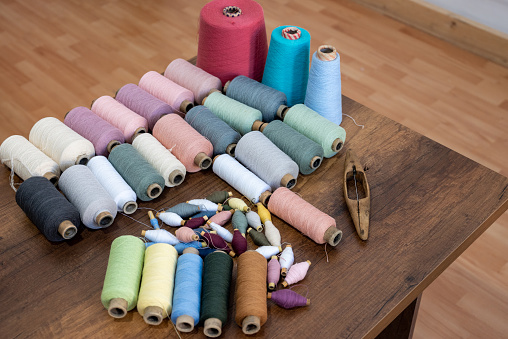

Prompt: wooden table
[{"left": 1, "top": 97, "right": 507, "bottom": 338}]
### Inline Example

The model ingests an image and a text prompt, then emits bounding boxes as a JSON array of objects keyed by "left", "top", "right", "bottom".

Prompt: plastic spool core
[
  {"left": 332, "top": 139, "right": 344, "bottom": 152},
  {"left": 107, "top": 140, "right": 121, "bottom": 153},
  {"left": 169, "top": 170, "right": 184, "bottom": 186},
  {"left": 282, "top": 27, "right": 302, "bottom": 40},
  {"left": 311, "top": 156, "right": 322, "bottom": 169},
  {"left": 242, "top": 315, "right": 261, "bottom": 335},
  {"left": 123, "top": 201, "right": 138, "bottom": 214},
  {"left": 76, "top": 155, "right": 89, "bottom": 165},
  {"left": 204, "top": 318, "right": 222, "bottom": 338},
  {"left": 108, "top": 298, "right": 128, "bottom": 319},
  {"left": 147, "top": 183, "right": 162, "bottom": 199},
  {"left": 324, "top": 226, "right": 343, "bottom": 246},
  {"left": 58, "top": 220, "right": 77, "bottom": 240},
  {"left": 223, "top": 6, "right": 242, "bottom": 17},
  {"left": 195, "top": 152, "right": 212, "bottom": 170},
  {"left": 143, "top": 306, "right": 164, "bottom": 325},
  {"left": 43, "top": 172, "right": 59, "bottom": 186},
  {"left": 96, "top": 211, "right": 114, "bottom": 228},
  {"left": 281, "top": 174, "right": 297, "bottom": 190},
  {"left": 180, "top": 100, "right": 194, "bottom": 113},
  {"left": 226, "top": 143, "right": 236, "bottom": 156}
]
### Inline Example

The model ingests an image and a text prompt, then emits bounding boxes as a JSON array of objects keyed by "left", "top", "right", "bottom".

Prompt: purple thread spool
[
  {"left": 64, "top": 106, "right": 125, "bottom": 156},
  {"left": 267, "top": 289, "right": 310, "bottom": 309},
  {"left": 267, "top": 256, "right": 280, "bottom": 290},
  {"left": 115, "top": 83, "right": 174, "bottom": 130}
]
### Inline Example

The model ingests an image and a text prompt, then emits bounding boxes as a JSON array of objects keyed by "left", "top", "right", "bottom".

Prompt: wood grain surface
[{"left": 1, "top": 97, "right": 507, "bottom": 338}]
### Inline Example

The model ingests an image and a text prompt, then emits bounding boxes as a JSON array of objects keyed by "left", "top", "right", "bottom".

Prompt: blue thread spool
[{"left": 262, "top": 26, "right": 310, "bottom": 106}]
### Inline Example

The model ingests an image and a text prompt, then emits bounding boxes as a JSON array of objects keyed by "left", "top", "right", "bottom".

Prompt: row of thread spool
[{"left": 102, "top": 190, "right": 315, "bottom": 336}]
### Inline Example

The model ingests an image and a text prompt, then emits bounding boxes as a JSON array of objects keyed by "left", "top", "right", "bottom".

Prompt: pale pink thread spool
[
  {"left": 152, "top": 114, "right": 213, "bottom": 173},
  {"left": 206, "top": 210, "right": 233, "bottom": 226},
  {"left": 91, "top": 96, "right": 148, "bottom": 143},
  {"left": 282, "top": 261, "right": 311, "bottom": 287},
  {"left": 267, "top": 255, "right": 280, "bottom": 291},
  {"left": 115, "top": 83, "right": 174, "bottom": 130},
  {"left": 139, "top": 71, "right": 194, "bottom": 113},
  {"left": 264, "top": 187, "right": 342, "bottom": 246},
  {"left": 164, "top": 58, "right": 222, "bottom": 105},
  {"left": 64, "top": 106, "right": 125, "bottom": 156},
  {"left": 175, "top": 226, "right": 199, "bottom": 243}
]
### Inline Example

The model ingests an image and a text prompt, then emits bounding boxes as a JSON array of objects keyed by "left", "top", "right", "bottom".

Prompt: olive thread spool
[
  {"left": 206, "top": 191, "right": 233, "bottom": 204},
  {"left": 277, "top": 104, "right": 346, "bottom": 158},
  {"left": 253, "top": 120, "right": 324, "bottom": 175},
  {"left": 223, "top": 75, "right": 287, "bottom": 122},
  {"left": 108, "top": 143, "right": 165, "bottom": 201},
  {"left": 101, "top": 235, "right": 145, "bottom": 318},
  {"left": 201, "top": 251, "right": 233, "bottom": 338},
  {"left": 15, "top": 176, "right": 81, "bottom": 241},
  {"left": 247, "top": 227, "right": 271, "bottom": 247},
  {"left": 235, "top": 250, "right": 268, "bottom": 335}
]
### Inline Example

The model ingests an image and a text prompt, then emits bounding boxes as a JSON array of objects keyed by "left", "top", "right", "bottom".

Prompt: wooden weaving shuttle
[{"left": 344, "top": 149, "right": 370, "bottom": 240}]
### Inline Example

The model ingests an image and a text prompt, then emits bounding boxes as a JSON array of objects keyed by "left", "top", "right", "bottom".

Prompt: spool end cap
[
  {"left": 108, "top": 298, "right": 128, "bottom": 319},
  {"left": 242, "top": 315, "right": 261, "bottom": 335}
]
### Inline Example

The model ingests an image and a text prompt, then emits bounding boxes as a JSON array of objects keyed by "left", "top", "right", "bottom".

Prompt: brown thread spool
[{"left": 235, "top": 251, "right": 268, "bottom": 335}]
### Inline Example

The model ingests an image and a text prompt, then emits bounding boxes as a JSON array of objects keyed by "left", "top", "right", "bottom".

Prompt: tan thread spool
[{"left": 235, "top": 251, "right": 268, "bottom": 335}]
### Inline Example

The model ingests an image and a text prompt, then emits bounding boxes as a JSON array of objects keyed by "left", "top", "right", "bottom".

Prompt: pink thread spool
[
  {"left": 115, "top": 83, "right": 174, "bottom": 130},
  {"left": 91, "top": 96, "right": 148, "bottom": 143},
  {"left": 175, "top": 227, "right": 199, "bottom": 243},
  {"left": 267, "top": 255, "right": 280, "bottom": 290},
  {"left": 197, "top": 0, "right": 268, "bottom": 85},
  {"left": 263, "top": 187, "right": 342, "bottom": 246},
  {"left": 206, "top": 210, "right": 233, "bottom": 226},
  {"left": 64, "top": 106, "right": 124, "bottom": 156},
  {"left": 267, "top": 289, "right": 310, "bottom": 309},
  {"left": 164, "top": 59, "right": 222, "bottom": 105},
  {"left": 139, "top": 71, "right": 194, "bottom": 113},
  {"left": 282, "top": 260, "right": 311, "bottom": 287},
  {"left": 152, "top": 114, "right": 213, "bottom": 173}
]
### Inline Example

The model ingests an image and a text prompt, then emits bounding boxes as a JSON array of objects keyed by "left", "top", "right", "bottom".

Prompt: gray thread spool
[
  {"left": 108, "top": 143, "right": 165, "bottom": 201},
  {"left": 235, "top": 131, "right": 299, "bottom": 191},
  {"left": 223, "top": 75, "right": 287, "bottom": 122},
  {"left": 185, "top": 105, "right": 240, "bottom": 156},
  {"left": 58, "top": 165, "right": 117, "bottom": 229}
]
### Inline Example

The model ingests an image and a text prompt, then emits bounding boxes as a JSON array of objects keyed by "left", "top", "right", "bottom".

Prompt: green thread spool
[
  {"left": 200, "top": 251, "right": 233, "bottom": 338},
  {"left": 108, "top": 143, "right": 165, "bottom": 201},
  {"left": 101, "top": 235, "right": 145, "bottom": 318},
  {"left": 247, "top": 227, "right": 271, "bottom": 246},
  {"left": 279, "top": 104, "right": 346, "bottom": 158},
  {"left": 206, "top": 191, "right": 233, "bottom": 204}
]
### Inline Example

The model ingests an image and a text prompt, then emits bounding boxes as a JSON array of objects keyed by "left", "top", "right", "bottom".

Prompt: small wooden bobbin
[
  {"left": 75, "top": 154, "right": 89, "bottom": 166},
  {"left": 58, "top": 220, "right": 77, "bottom": 240},
  {"left": 183, "top": 247, "right": 199, "bottom": 255},
  {"left": 143, "top": 306, "right": 164, "bottom": 326},
  {"left": 191, "top": 234, "right": 200, "bottom": 241},
  {"left": 242, "top": 315, "right": 261, "bottom": 335},
  {"left": 204, "top": 318, "right": 222, "bottom": 338},
  {"left": 107, "top": 140, "right": 121, "bottom": 153},
  {"left": 146, "top": 183, "right": 162, "bottom": 199},
  {"left": 195, "top": 152, "right": 212, "bottom": 170},
  {"left": 268, "top": 282, "right": 276, "bottom": 291},
  {"left": 332, "top": 138, "right": 344, "bottom": 153},
  {"left": 96, "top": 211, "right": 114, "bottom": 228},
  {"left": 180, "top": 100, "right": 194, "bottom": 113},
  {"left": 168, "top": 169, "right": 184, "bottom": 186},
  {"left": 223, "top": 80, "right": 231, "bottom": 93},
  {"left": 251, "top": 120, "right": 266, "bottom": 132},
  {"left": 281, "top": 267, "right": 288, "bottom": 277},
  {"left": 122, "top": 201, "right": 137, "bottom": 214},
  {"left": 217, "top": 204, "right": 223, "bottom": 212},
  {"left": 43, "top": 172, "right": 59, "bottom": 186},
  {"left": 176, "top": 314, "right": 195, "bottom": 332},
  {"left": 108, "top": 298, "right": 128, "bottom": 318},
  {"left": 323, "top": 226, "right": 343, "bottom": 246},
  {"left": 316, "top": 45, "right": 338, "bottom": 61},
  {"left": 229, "top": 250, "right": 236, "bottom": 257},
  {"left": 259, "top": 191, "right": 272, "bottom": 206},
  {"left": 281, "top": 174, "right": 297, "bottom": 189},
  {"left": 180, "top": 220, "right": 186, "bottom": 226},
  {"left": 310, "top": 156, "right": 322, "bottom": 169},
  {"left": 276, "top": 105, "right": 289, "bottom": 120},
  {"left": 132, "top": 127, "right": 147, "bottom": 142},
  {"left": 226, "top": 143, "right": 236, "bottom": 156}
]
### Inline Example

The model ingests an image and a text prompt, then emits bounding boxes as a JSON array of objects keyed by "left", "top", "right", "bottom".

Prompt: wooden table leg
[{"left": 376, "top": 294, "right": 422, "bottom": 339}]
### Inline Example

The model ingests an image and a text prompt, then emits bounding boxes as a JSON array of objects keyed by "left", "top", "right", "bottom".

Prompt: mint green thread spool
[
  {"left": 101, "top": 235, "right": 145, "bottom": 318},
  {"left": 279, "top": 104, "right": 346, "bottom": 158}
]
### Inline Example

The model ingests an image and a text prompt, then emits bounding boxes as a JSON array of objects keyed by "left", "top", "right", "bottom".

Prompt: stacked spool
[{"left": 139, "top": 71, "right": 194, "bottom": 113}]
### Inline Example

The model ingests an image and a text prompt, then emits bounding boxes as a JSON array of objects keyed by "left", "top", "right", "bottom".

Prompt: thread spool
[
  {"left": 163, "top": 202, "right": 201, "bottom": 219},
  {"left": 0, "top": 135, "right": 60, "bottom": 186},
  {"left": 59, "top": 165, "right": 117, "bottom": 229},
  {"left": 188, "top": 199, "right": 220, "bottom": 212},
  {"left": 201, "top": 251, "right": 233, "bottom": 338},
  {"left": 235, "top": 251, "right": 268, "bottom": 335},
  {"left": 305, "top": 45, "right": 342, "bottom": 125},
  {"left": 236, "top": 131, "right": 299, "bottom": 190},
  {"left": 246, "top": 210, "right": 263, "bottom": 231},
  {"left": 265, "top": 187, "right": 343, "bottom": 246},
  {"left": 139, "top": 71, "right": 194, "bottom": 113},
  {"left": 185, "top": 216, "right": 209, "bottom": 229},
  {"left": 108, "top": 143, "right": 165, "bottom": 201},
  {"left": 164, "top": 58, "right": 222, "bottom": 104},
  {"left": 255, "top": 245, "right": 282, "bottom": 259},
  {"left": 208, "top": 222, "right": 233, "bottom": 242},
  {"left": 191, "top": 210, "right": 218, "bottom": 219},
  {"left": 174, "top": 241, "right": 206, "bottom": 254},
  {"left": 256, "top": 120, "right": 324, "bottom": 175},
  {"left": 64, "top": 106, "right": 125, "bottom": 156},
  {"left": 153, "top": 114, "right": 213, "bottom": 172},
  {"left": 247, "top": 227, "right": 271, "bottom": 247},
  {"left": 256, "top": 203, "right": 281, "bottom": 247},
  {"left": 201, "top": 231, "right": 235, "bottom": 257},
  {"left": 224, "top": 75, "right": 287, "bottom": 122},
  {"left": 267, "top": 290, "right": 310, "bottom": 309},
  {"left": 185, "top": 105, "right": 241, "bottom": 156},
  {"left": 158, "top": 211, "right": 185, "bottom": 227},
  {"left": 232, "top": 210, "right": 248, "bottom": 235},
  {"left": 203, "top": 91, "right": 263, "bottom": 135},
  {"left": 176, "top": 227, "right": 200, "bottom": 243},
  {"left": 91, "top": 95, "right": 148, "bottom": 143},
  {"left": 279, "top": 244, "right": 294, "bottom": 277},
  {"left": 228, "top": 198, "right": 250, "bottom": 212},
  {"left": 278, "top": 104, "right": 346, "bottom": 158},
  {"left": 87, "top": 156, "right": 138, "bottom": 214},
  {"left": 15, "top": 176, "right": 81, "bottom": 241},
  {"left": 206, "top": 191, "right": 233, "bottom": 204},
  {"left": 213, "top": 154, "right": 271, "bottom": 204},
  {"left": 132, "top": 133, "right": 186, "bottom": 187},
  {"left": 267, "top": 255, "right": 280, "bottom": 290},
  {"left": 207, "top": 210, "right": 233, "bottom": 226},
  {"left": 29, "top": 117, "right": 95, "bottom": 171},
  {"left": 137, "top": 243, "right": 178, "bottom": 325},
  {"left": 197, "top": 0, "right": 267, "bottom": 85},
  {"left": 142, "top": 229, "right": 180, "bottom": 246},
  {"left": 101, "top": 236, "right": 145, "bottom": 318},
  {"left": 262, "top": 26, "right": 310, "bottom": 106},
  {"left": 115, "top": 83, "right": 173, "bottom": 130},
  {"left": 231, "top": 229, "right": 248, "bottom": 256},
  {"left": 282, "top": 260, "right": 311, "bottom": 287}
]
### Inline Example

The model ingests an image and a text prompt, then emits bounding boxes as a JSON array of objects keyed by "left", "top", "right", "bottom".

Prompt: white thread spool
[
  {"left": 255, "top": 245, "right": 282, "bottom": 259},
  {"left": 59, "top": 165, "right": 117, "bottom": 229},
  {"left": 29, "top": 117, "right": 95, "bottom": 171},
  {"left": 0, "top": 135, "right": 60, "bottom": 187},
  {"left": 142, "top": 229, "right": 180, "bottom": 245},
  {"left": 187, "top": 199, "right": 220, "bottom": 212},
  {"left": 87, "top": 156, "right": 138, "bottom": 214},
  {"left": 212, "top": 154, "right": 271, "bottom": 204},
  {"left": 235, "top": 131, "right": 299, "bottom": 191},
  {"left": 279, "top": 244, "right": 294, "bottom": 276},
  {"left": 132, "top": 133, "right": 186, "bottom": 187},
  {"left": 208, "top": 221, "right": 234, "bottom": 242}
]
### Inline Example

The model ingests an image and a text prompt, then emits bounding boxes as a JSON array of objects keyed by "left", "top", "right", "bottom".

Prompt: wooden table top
[{"left": 1, "top": 97, "right": 507, "bottom": 339}]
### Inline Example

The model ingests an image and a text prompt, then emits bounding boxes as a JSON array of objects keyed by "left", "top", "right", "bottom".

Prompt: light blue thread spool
[
  {"left": 305, "top": 45, "right": 342, "bottom": 125},
  {"left": 262, "top": 26, "right": 311, "bottom": 106}
]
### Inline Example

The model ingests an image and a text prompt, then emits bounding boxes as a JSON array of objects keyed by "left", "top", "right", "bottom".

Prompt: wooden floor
[{"left": 0, "top": 0, "right": 506, "bottom": 337}]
